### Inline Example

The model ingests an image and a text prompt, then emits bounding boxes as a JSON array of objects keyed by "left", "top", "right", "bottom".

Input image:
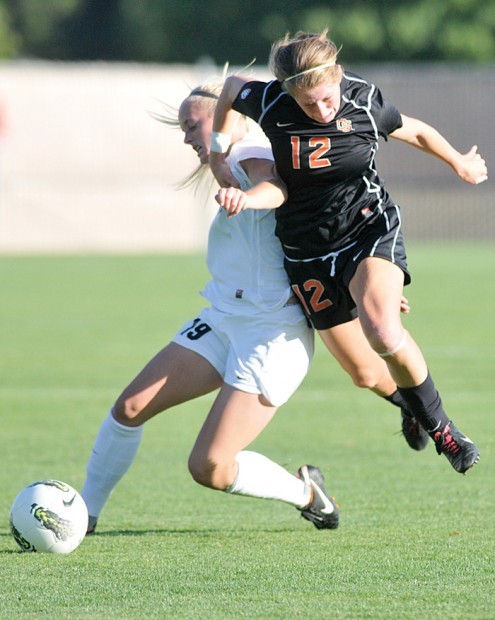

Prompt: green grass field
[{"left": 1, "top": 245, "right": 494, "bottom": 619}]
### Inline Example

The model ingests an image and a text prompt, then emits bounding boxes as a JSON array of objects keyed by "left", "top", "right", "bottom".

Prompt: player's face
[
  {"left": 179, "top": 100, "right": 214, "bottom": 165},
  {"left": 292, "top": 81, "right": 341, "bottom": 124}
]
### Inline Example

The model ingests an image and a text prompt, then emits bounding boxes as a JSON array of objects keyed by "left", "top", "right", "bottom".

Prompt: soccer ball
[{"left": 10, "top": 480, "right": 88, "bottom": 554}]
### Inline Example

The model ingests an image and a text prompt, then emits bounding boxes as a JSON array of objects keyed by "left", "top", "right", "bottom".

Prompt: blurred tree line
[{"left": 1, "top": 0, "right": 494, "bottom": 64}]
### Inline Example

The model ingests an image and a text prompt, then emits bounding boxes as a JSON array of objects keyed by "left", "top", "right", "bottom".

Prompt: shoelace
[{"left": 434, "top": 426, "right": 461, "bottom": 456}]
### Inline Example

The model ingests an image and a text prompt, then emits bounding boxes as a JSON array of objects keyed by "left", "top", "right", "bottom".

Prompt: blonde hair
[
  {"left": 151, "top": 81, "right": 224, "bottom": 191},
  {"left": 269, "top": 30, "right": 341, "bottom": 95}
]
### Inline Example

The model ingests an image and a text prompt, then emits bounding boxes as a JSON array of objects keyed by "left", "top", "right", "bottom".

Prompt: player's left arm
[
  {"left": 215, "top": 159, "right": 287, "bottom": 217},
  {"left": 209, "top": 76, "right": 251, "bottom": 188},
  {"left": 390, "top": 114, "right": 488, "bottom": 185}
]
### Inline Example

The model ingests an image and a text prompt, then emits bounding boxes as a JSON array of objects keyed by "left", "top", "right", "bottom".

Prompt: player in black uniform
[{"left": 210, "top": 30, "right": 488, "bottom": 475}]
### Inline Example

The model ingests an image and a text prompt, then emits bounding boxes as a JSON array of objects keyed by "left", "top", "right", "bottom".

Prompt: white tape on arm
[{"left": 210, "top": 131, "right": 232, "bottom": 154}]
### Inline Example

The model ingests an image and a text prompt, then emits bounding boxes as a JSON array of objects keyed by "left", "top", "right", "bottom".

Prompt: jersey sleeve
[
  {"left": 227, "top": 134, "right": 274, "bottom": 191},
  {"left": 232, "top": 80, "right": 274, "bottom": 124},
  {"left": 371, "top": 87, "right": 403, "bottom": 138},
  {"left": 228, "top": 133, "right": 273, "bottom": 167}
]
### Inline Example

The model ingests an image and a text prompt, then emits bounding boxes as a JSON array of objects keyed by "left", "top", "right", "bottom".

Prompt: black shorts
[{"left": 283, "top": 206, "right": 411, "bottom": 330}]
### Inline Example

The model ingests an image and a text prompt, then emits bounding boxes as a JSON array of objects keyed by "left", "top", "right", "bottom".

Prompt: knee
[
  {"left": 187, "top": 454, "right": 217, "bottom": 489},
  {"left": 347, "top": 364, "right": 384, "bottom": 390},
  {"left": 187, "top": 452, "right": 233, "bottom": 491},
  {"left": 112, "top": 396, "right": 144, "bottom": 427},
  {"left": 361, "top": 320, "right": 404, "bottom": 356}
]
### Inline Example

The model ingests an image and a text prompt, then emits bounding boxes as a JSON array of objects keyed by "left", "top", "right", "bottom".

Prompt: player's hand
[
  {"left": 215, "top": 187, "right": 248, "bottom": 217},
  {"left": 400, "top": 295, "right": 410, "bottom": 314},
  {"left": 457, "top": 146, "right": 488, "bottom": 185},
  {"left": 209, "top": 152, "right": 240, "bottom": 188}
]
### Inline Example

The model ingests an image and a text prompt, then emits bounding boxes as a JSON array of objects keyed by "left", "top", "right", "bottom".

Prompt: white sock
[
  {"left": 226, "top": 450, "right": 311, "bottom": 509},
  {"left": 81, "top": 411, "right": 143, "bottom": 518}
]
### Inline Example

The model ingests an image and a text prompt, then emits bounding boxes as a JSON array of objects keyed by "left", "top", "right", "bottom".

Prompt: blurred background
[{"left": 0, "top": 0, "right": 493, "bottom": 253}]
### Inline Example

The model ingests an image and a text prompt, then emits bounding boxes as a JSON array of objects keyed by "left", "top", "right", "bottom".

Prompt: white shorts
[{"left": 172, "top": 305, "right": 314, "bottom": 407}]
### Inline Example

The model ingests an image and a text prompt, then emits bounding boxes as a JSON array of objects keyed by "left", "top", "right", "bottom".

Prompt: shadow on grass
[
  {"left": 87, "top": 526, "right": 297, "bottom": 537},
  {"left": 0, "top": 525, "right": 298, "bottom": 552},
  {"left": 88, "top": 528, "right": 219, "bottom": 537}
]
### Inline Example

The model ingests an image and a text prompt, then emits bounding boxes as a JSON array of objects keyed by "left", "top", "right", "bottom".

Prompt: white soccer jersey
[
  {"left": 201, "top": 133, "right": 295, "bottom": 315},
  {"left": 175, "top": 132, "right": 313, "bottom": 405}
]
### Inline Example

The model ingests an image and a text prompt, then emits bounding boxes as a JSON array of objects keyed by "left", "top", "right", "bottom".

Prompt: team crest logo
[{"left": 337, "top": 118, "right": 353, "bottom": 133}]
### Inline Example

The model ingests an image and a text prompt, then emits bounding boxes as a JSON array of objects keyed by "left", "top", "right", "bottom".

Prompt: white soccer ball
[{"left": 10, "top": 480, "right": 88, "bottom": 554}]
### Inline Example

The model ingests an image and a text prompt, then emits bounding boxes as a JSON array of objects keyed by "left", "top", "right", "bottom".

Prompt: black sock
[
  {"left": 397, "top": 372, "right": 449, "bottom": 436},
  {"left": 384, "top": 389, "right": 409, "bottom": 413}
]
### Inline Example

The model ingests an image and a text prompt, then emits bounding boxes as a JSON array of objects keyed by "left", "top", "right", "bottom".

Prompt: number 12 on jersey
[{"left": 291, "top": 136, "right": 332, "bottom": 170}]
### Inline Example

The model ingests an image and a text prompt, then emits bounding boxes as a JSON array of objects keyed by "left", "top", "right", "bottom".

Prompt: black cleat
[
  {"left": 433, "top": 421, "right": 480, "bottom": 474},
  {"left": 86, "top": 515, "right": 98, "bottom": 536},
  {"left": 296, "top": 465, "right": 339, "bottom": 530},
  {"left": 401, "top": 409, "right": 429, "bottom": 451}
]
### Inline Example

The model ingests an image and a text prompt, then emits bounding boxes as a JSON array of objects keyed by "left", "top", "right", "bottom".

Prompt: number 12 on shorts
[{"left": 292, "top": 279, "right": 332, "bottom": 316}]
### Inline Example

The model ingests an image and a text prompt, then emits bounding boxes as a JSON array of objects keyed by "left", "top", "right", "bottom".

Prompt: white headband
[{"left": 284, "top": 60, "right": 336, "bottom": 82}]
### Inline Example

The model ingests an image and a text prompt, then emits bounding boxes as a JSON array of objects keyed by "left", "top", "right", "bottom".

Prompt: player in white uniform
[{"left": 81, "top": 81, "right": 339, "bottom": 533}]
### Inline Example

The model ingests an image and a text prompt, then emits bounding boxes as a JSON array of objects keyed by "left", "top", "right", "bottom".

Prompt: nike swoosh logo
[
  {"left": 353, "top": 249, "right": 364, "bottom": 262},
  {"left": 63, "top": 494, "right": 77, "bottom": 508},
  {"left": 312, "top": 482, "right": 335, "bottom": 514},
  {"left": 277, "top": 122, "right": 294, "bottom": 127}
]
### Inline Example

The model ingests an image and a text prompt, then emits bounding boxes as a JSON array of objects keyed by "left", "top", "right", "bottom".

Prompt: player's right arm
[
  {"left": 215, "top": 159, "right": 287, "bottom": 217},
  {"left": 209, "top": 76, "right": 250, "bottom": 187},
  {"left": 390, "top": 115, "right": 488, "bottom": 185}
]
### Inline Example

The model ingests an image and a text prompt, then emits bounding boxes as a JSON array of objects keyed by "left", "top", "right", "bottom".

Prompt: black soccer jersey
[{"left": 232, "top": 72, "right": 403, "bottom": 257}]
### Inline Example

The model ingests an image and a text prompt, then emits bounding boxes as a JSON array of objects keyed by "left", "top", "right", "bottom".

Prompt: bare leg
[
  {"left": 82, "top": 343, "right": 223, "bottom": 521},
  {"left": 188, "top": 385, "right": 312, "bottom": 508},
  {"left": 113, "top": 342, "right": 223, "bottom": 425},
  {"left": 319, "top": 316, "right": 429, "bottom": 450},
  {"left": 189, "top": 386, "right": 276, "bottom": 488},
  {"left": 318, "top": 318, "right": 397, "bottom": 396},
  {"left": 349, "top": 257, "right": 427, "bottom": 387},
  {"left": 348, "top": 257, "right": 479, "bottom": 473}
]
